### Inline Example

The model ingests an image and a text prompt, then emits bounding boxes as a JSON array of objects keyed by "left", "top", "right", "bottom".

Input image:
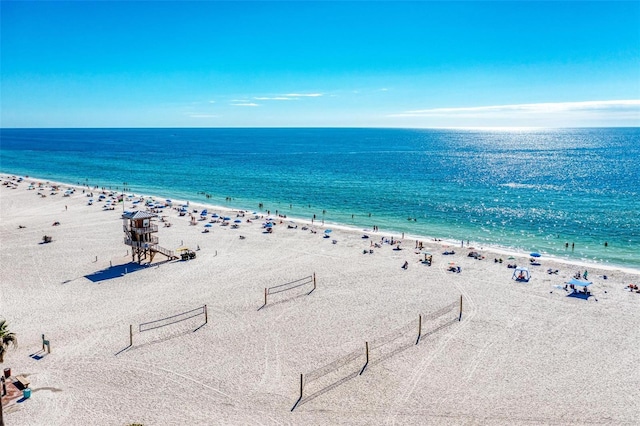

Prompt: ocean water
[{"left": 1, "top": 127, "right": 639, "bottom": 269}]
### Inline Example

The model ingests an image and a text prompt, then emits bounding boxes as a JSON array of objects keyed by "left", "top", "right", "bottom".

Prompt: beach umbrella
[
  {"left": 324, "top": 229, "right": 332, "bottom": 234},
  {"left": 223, "top": 216, "right": 231, "bottom": 221},
  {"left": 201, "top": 209, "right": 208, "bottom": 216},
  {"left": 204, "top": 223, "right": 212, "bottom": 228},
  {"left": 264, "top": 223, "right": 273, "bottom": 228},
  {"left": 234, "top": 219, "right": 242, "bottom": 223},
  {"left": 530, "top": 252, "right": 541, "bottom": 257},
  {"left": 212, "top": 213, "right": 219, "bottom": 218}
]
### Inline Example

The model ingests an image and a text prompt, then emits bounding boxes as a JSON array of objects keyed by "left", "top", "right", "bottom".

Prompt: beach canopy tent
[
  {"left": 567, "top": 278, "right": 592, "bottom": 287},
  {"left": 512, "top": 266, "right": 530, "bottom": 282}
]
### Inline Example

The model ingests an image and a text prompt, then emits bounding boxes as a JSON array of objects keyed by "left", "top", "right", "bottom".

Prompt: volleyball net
[
  {"left": 292, "top": 297, "right": 461, "bottom": 410},
  {"left": 263, "top": 273, "right": 316, "bottom": 307}
]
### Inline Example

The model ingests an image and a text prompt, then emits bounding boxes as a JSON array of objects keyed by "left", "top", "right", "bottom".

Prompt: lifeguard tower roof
[{"left": 122, "top": 211, "right": 156, "bottom": 220}]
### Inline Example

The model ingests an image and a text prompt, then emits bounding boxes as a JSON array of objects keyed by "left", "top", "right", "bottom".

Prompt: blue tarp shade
[{"left": 568, "top": 278, "right": 592, "bottom": 287}]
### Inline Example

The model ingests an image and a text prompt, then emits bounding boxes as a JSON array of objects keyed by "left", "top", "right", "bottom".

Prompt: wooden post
[
  {"left": 204, "top": 305, "right": 208, "bottom": 324},
  {"left": 299, "top": 373, "right": 303, "bottom": 400},
  {"left": 416, "top": 315, "right": 422, "bottom": 345},
  {"left": 129, "top": 324, "right": 133, "bottom": 346},
  {"left": 459, "top": 295, "right": 463, "bottom": 321},
  {"left": 42, "top": 334, "right": 45, "bottom": 351},
  {"left": 360, "top": 341, "right": 369, "bottom": 375},
  {"left": 291, "top": 373, "right": 304, "bottom": 411},
  {"left": 313, "top": 273, "right": 316, "bottom": 291},
  {"left": 264, "top": 288, "right": 268, "bottom": 306}
]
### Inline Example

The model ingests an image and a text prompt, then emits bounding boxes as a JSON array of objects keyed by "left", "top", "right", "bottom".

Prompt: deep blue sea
[{"left": 1, "top": 128, "right": 639, "bottom": 269}]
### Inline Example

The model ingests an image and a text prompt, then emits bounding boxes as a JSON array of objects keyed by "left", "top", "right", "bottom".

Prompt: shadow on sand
[
  {"left": 84, "top": 259, "right": 176, "bottom": 282},
  {"left": 84, "top": 262, "right": 148, "bottom": 282},
  {"left": 567, "top": 291, "right": 594, "bottom": 301}
]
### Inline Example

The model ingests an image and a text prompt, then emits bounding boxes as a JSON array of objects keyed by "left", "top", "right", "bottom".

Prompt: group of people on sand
[
  {"left": 574, "top": 270, "right": 588, "bottom": 280},
  {"left": 565, "top": 283, "right": 590, "bottom": 295}
]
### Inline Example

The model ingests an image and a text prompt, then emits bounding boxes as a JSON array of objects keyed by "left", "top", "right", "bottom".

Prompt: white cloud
[
  {"left": 208, "top": 100, "right": 216, "bottom": 104},
  {"left": 231, "top": 102, "right": 260, "bottom": 107},
  {"left": 393, "top": 100, "right": 640, "bottom": 117},
  {"left": 283, "top": 93, "right": 323, "bottom": 97},
  {"left": 387, "top": 99, "right": 640, "bottom": 127},
  {"left": 254, "top": 97, "right": 297, "bottom": 101}
]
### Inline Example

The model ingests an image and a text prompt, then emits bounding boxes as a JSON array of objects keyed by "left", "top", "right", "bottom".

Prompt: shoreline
[{"left": 5, "top": 172, "right": 639, "bottom": 275}]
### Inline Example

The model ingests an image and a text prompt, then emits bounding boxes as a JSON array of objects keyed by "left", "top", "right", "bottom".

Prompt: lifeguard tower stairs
[{"left": 122, "top": 210, "right": 177, "bottom": 263}]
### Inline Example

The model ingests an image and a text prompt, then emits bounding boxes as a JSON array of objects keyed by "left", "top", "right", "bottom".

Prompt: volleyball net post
[
  {"left": 129, "top": 324, "right": 133, "bottom": 347},
  {"left": 459, "top": 295, "right": 463, "bottom": 321},
  {"left": 291, "top": 373, "right": 304, "bottom": 412},
  {"left": 359, "top": 342, "right": 369, "bottom": 375},
  {"left": 416, "top": 314, "right": 422, "bottom": 345}
]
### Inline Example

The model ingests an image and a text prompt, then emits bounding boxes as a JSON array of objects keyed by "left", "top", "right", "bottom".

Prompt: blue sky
[{"left": 1, "top": 1, "right": 639, "bottom": 128}]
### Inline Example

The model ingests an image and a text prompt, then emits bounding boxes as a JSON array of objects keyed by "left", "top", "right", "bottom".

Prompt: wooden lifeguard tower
[{"left": 122, "top": 211, "right": 177, "bottom": 263}]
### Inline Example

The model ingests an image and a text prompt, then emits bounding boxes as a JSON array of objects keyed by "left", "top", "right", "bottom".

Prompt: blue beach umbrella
[
  {"left": 223, "top": 216, "right": 231, "bottom": 221},
  {"left": 324, "top": 229, "right": 332, "bottom": 234},
  {"left": 234, "top": 219, "right": 242, "bottom": 223},
  {"left": 204, "top": 223, "right": 212, "bottom": 228},
  {"left": 530, "top": 252, "right": 541, "bottom": 257}
]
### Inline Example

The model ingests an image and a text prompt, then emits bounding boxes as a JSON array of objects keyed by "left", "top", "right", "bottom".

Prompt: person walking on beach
[{"left": 402, "top": 261, "right": 409, "bottom": 269}]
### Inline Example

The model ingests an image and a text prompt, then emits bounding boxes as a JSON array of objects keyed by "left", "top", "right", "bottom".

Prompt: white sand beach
[{"left": 1, "top": 175, "right": 639, "bottom": 425}]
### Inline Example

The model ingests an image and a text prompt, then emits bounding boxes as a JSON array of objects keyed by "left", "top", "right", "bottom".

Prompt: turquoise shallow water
[{"left": 1, "top": 127, "right": 639, "bottom": 269}]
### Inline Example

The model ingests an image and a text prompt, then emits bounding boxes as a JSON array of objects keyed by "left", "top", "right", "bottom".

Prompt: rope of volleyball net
[
  {"left": 138, "top": 305, "right": 207, "bottom": 333},
  {"left": 267, "top": 275, "right": 314, "bottom": 295}
]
